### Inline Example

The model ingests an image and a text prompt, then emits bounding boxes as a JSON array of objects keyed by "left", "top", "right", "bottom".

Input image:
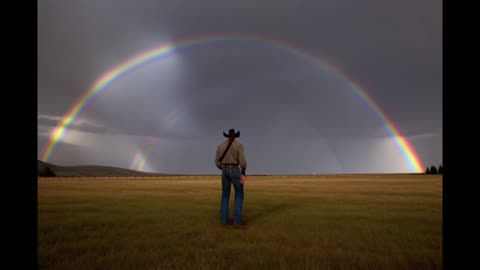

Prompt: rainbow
[
  {"left": 130, "top": 150, "right": 147, "bottom": 171},
  {"left": 40, "top": 33, "right": 425, "bottom": 172},
  {"left": 129, "top": 137, "right": 158, "bottom": 171}
]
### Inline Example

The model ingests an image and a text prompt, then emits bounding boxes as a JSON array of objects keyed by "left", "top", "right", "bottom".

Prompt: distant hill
[{"left": 37, "top": 160, "right": 173, "bottom": 177}]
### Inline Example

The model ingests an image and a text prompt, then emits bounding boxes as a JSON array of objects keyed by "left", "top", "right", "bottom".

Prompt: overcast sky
[{"left": 38, "top": 0, "right": 442, "bottom": 174}]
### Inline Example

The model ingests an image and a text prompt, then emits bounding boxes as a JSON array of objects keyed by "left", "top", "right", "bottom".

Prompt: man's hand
[{"left": 240, "top": 175, "right": 246, "bottom": 184}]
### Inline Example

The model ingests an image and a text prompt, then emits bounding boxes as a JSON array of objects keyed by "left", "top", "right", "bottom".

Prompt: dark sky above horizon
[{"left": 38, "top": 0, "right": 442, "bottom": 174}]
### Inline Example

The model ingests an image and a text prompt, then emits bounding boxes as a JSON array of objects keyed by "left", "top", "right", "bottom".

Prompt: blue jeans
[{"left": 221, "top": 166, "right": 244, "bottom": 224}]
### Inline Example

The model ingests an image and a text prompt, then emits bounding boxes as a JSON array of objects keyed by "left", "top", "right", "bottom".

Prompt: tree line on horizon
[
  {"left": 425, "top": 164, "right": 442, "bottom": 174},
  {"left": 38, "top": 164, "right": 444, "bottom": 177}
]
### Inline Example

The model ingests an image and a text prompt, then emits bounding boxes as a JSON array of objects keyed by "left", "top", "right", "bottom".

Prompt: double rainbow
[{"left": 41, "top": 33, "right": 425, "bottom": 172}]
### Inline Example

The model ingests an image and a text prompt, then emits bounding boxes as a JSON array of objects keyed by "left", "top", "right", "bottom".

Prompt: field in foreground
[{"left": 38, "top": 174, "right": 442, "bottom": 270}]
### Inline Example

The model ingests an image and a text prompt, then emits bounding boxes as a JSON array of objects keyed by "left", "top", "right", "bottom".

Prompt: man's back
[{"left": 215, "top": 139, "right": 247, "bottom": 172}]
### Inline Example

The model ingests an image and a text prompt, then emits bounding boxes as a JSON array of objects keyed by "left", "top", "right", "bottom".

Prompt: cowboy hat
[{"left": 223, "top": 128, "right": 240, "bottom": 138}]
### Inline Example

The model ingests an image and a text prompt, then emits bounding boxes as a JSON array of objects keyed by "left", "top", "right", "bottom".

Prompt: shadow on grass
[
  {"left": 210, "top": 204, "right": 294, "bottom": 227},
  {"left": 243, "top": 204, "right": 292, "bottom": 225}
]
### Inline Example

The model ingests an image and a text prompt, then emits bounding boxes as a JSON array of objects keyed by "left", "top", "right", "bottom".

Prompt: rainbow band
[
  {"left": 130, "top": 150, "right": 143, "bottom": 170},
  {"left": 41, "top": 33, "right": 425, "bottom": 172},
  {"left": 130, "top": 137, "right": 158, "bottom": 171}
]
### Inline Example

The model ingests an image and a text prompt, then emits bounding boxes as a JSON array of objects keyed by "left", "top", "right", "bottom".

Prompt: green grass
[{"left": 38, "top": 175, "right": 442, "bottom": 270}]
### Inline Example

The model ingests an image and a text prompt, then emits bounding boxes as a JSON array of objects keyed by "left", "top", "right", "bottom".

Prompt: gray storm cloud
[{"left": 38, "top": 0, "right": 441, "bottom": 173}]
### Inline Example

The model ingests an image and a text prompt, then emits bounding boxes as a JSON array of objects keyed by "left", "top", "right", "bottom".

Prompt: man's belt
[{"left": 222, "top": 163, "right": 239, "bottom": 167}]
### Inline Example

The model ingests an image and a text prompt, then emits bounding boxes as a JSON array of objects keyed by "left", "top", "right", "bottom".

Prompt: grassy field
[{"left": 38, "top": 174, "right": 442, "bottom": 270}]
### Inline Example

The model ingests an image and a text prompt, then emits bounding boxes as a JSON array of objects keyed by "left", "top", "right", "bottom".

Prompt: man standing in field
[{"left": 215, "top": 128, "right": 247, "bottom": 228}]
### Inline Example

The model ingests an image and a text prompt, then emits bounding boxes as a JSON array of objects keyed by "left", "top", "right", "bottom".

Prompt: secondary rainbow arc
[{"left": 41, "top": 33, "right": 425, "bottom": 172}]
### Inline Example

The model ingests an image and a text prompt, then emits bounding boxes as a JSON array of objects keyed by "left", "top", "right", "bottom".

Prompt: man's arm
[
  {"left": 238, "top": 144, "right": 247, "bottom": 176},
  {"left": 215, "top": 146, "right": 222, "bottom": 170}
]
